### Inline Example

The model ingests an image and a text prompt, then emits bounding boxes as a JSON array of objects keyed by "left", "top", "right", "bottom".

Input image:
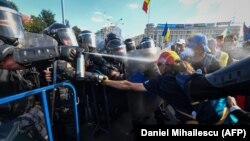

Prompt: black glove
[
  {"left": 59, "top": 46, "right": 78, "bottom": 62},
  {"left": 0, "top": 44, "right": 15, "bottom": 61},
  {"left": 85, "top": 72, "right": 106, "bottom": 83}
]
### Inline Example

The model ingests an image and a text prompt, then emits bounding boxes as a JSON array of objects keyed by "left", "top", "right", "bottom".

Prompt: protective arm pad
[
  {"left": 205, "top": 56, "right": 250, "bottom": 87},
  {"left": 13, "top": 46, "right": 79, "bottom": 67},
  {"left": 186, "top": 57, "right": 250, "bottom": 102},
  {"left": 0, "top": 44, "right": 15, "bottom": 61},
  {"left": 13, "top": 46, "right": 59, "bottom": 66}
]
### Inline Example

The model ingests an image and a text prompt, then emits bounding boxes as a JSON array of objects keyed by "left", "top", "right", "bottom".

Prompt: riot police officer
[
  {"left": 78, "top": 30, "right": 110, "bottom": 128},
  {"left": 78, "top": 30, "right": 96, "bottom": 51},
  {"left": 0, "top": 0, "right": 24, "bottom": 70},
  {"left": 42, "top": 22, "right": 80, "bottom": 140},
  {"left": 126, "top": 37, "right": 173, "bottom": 128},
  {"left": 43, "top": 23, "right": 78, "bottom": 46},
  {"left": 78, "top": 30, "right": 108, "bottom": 73},
  {"left": 42, "top": 23, "right": 77, "bottom": 82},
  {"left": 103, "top": 35, "right": 129, "bottom": 121},
  {"left": 105, "top": 32, "right": 119, "bottom": 47},
  {"left": 124, "top": 38, "right": 136, "bottom": 52},
  {"left": 105, "top": 37, "right": 127, "bottom": 80},
  {"left": 0, "top": 0, "right": 47, "bottom": 140},
  {"left": 129, "top": 37, "right": 160, "bottom": 78}
]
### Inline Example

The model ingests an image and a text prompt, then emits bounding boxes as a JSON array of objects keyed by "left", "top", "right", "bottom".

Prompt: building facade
[
  {"left": 131, "top": 34, "right": 144, "bottom": 47},
  {"left": 95, "top": 25, "right": 122, "bottom": 40},
  {"left": 243, "top": 23, "right": 250, "bottom": 41},
  {"left": 144, "top": 22, "right": 241, "bottom": 48}
]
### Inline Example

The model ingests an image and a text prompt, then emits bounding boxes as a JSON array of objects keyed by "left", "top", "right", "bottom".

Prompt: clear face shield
[
  {"left": 106, "top": 39, "right": 127, "bottom": 62},
  {"left": 140, "top": 39, "right": 156, "bottom": 49},
  {"left": 139, "top": 40, "right": 157, "bottom": 56},
  {"left": 111, "top": 45, "right": 127, "bottom": 56},
  {"left": 106, "top": 39, "right": 127, "bottom": 56},
  {"left": 0, "top": 7, "right": 24, "bottom": 43},
  {"left": 79, "top": 32, "right": 96, "bottom": 51},
  {"left": 96, "top": 35, "right": 105, "bottom": 53},
  {"left": 57, "top": 28, "right": 78, "bottom": 46},
  {"left": 111, "top": 46, "right": 127, "bottom": 62},
  {"left": 22, "top": 32, "right": 58, "bottom": 48}
]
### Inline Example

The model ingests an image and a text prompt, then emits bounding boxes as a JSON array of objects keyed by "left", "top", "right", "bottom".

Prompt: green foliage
[
  {"left": 23, "top": 9, "right": 56, "bottom": 33},
  {"left": 7, "top": 0, "right": 18, "bottom": 11},
  {"left": 72, "top": 26, "right": 81, "bottom": 37},
  {"left": 65, "top": 19, "right": 70, "bottom": 27},
  {"left": 39, "top": 9, "right": 56, "bottom": 26},
  {"left": 23, "top": 15, "right": 47, "bottom": 33}
]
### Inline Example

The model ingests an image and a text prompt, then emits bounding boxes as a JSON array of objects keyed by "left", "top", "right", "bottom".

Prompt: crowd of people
[{"left": 1, "top": 0, "right": 250, "bottom": 141}]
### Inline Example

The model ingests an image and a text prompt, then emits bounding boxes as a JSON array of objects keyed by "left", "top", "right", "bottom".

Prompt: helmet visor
[
  {"left": 0, "top": 7, "right": 24, "bottom": 40},
  {"left": 111, "top": 46, "right": 127, "bottom": 56},
  {"left": 79, "top": 32, "right": 96, "bottom": 48},
  {"left": 106, "top": 38, "right": 127, "bottom": 56},
  {"left": 140, "top": 40, "right": 155, "bottom": 49},
  {"left": 57, "top": 28, "right": 78, "bottom": 46}
]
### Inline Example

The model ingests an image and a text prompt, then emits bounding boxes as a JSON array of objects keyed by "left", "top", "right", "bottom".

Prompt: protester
[
  {"left": 176, "top": 39, "right": 186, "bottom": 59},
  {"left": 0, "top": 0, "right": 47, "bottom": 140},
  {"left": 227, "top": 96, "right": 250, "bottom": 124},
  {"left": 208, "top": 38, "right": 229, "bottom": 67},
  {"left": 102, "top": 46, "right": 250, "bottom": 124},
  {"left": 216, "top": 35, "right": 224, "bottom": 50},
  {"left": 221, "top": 34, "right": 238, "bottom": 66},
  {"left": 103, "top": 50, "right": 196, "bottom": 123}
]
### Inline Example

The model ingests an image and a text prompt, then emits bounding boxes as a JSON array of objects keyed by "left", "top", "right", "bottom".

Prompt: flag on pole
[
  {"left": 221, "top": 20, "right": 233, "bottom": 38},
  {"left": 142, "top": 0, "right": 150, "bottom": 13},
  {"left": 165, "top": 28, "right": 171, "bottom": 42},
  {"left": 243, "top": 22, "right": 250, "bottom": 41},
  {"left": 162, "top": 22, "right": 171, "bottom": 42}
]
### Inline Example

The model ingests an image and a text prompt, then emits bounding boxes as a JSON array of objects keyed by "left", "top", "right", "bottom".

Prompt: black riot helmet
[
  {"left": 138, "top": 37, "right": 157, "bottom": 56},
  {"left": 43, "top": 23, "right": 78, "bottom": 46},
  {"left": 106, "top": 38, "right": 126, "bottom": 56},
  {"left": 124, "top": 38, "right": 136, "bottom": 52},
  {"left": 105, "top": 32, "right": 119, "bottom": 46},
  {"left": 0, "top": 0, "right": 24, "bottom": 46},
  {"left": 139, "top": 37, "right": 155, "bottom": 49},
  {"left": 78, "top": 30, "right": 96, "bottom": 51}
]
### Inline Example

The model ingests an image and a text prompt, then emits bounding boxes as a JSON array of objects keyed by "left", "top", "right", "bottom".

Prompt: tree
[
  {"left": 39, "top": 9, "right": 56, "bottom": 27},
  {"left": 72, "top": 26, "right": 81, "bottom": 37},
  {"left": 24, "top": 15, "right": 47, "bottom": 33},
  {"left": 7, "top": 0, "right": 18, "bottom": 11},
  {"left": 23, "top": 9, "right": 56, "bottom": 33},
  {"left": 65, "top": 19, "right": 70, "bottom": 27}
]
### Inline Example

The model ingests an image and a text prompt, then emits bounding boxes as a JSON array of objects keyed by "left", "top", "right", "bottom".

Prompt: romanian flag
[
  {"left": 162, "top": 22, "right": 171, "bottom": 42},
  {"left": 142, "top": 0, "right": 150, "bottom": 13}
]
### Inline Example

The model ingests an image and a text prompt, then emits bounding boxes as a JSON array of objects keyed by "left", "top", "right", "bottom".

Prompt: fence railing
[{"left": 0, "top": 82, "right": 80, "bottom": 141}]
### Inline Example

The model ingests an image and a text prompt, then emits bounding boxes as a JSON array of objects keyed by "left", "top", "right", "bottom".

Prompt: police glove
[
  {"left": 85, "top": 72, "right": 107, "bottom": 83},
  {"left": 59, "top": 46, "right": 78, "bottom": 62}
]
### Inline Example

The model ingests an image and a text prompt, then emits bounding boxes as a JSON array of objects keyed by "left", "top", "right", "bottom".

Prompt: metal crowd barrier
[
  {"left": 89, "top": 84, "right": 111, "bottom": 139},
  {"left": 0, "top": 82, "right": 80, "bottom": 141}
]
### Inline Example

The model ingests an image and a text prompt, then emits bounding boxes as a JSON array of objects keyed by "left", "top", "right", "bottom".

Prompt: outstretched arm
[{"left": 102, "top": 79, "right": 147, "bottom": 92}]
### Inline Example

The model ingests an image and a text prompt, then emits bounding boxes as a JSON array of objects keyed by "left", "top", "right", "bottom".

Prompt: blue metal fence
[{"left": 0, "top": 82, "right": 80, "bottom": 141}]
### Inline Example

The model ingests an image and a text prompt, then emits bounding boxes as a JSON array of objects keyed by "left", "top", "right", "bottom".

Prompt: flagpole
[
  {"left": 147, "top": 1, "right": 151, "bottom": 24},
  {"left": 61, "top": 0, "right": 65, "bottom": 24}
]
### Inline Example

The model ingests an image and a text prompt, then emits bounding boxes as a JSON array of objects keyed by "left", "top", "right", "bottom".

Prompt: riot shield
[{"left": 21, "top": 31, "right": 58, "bottom": 48}]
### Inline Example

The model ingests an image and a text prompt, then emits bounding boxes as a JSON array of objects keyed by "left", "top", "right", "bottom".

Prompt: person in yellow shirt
[{"left": 208, "top": 38, "right": 229, "bottom": 67}]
